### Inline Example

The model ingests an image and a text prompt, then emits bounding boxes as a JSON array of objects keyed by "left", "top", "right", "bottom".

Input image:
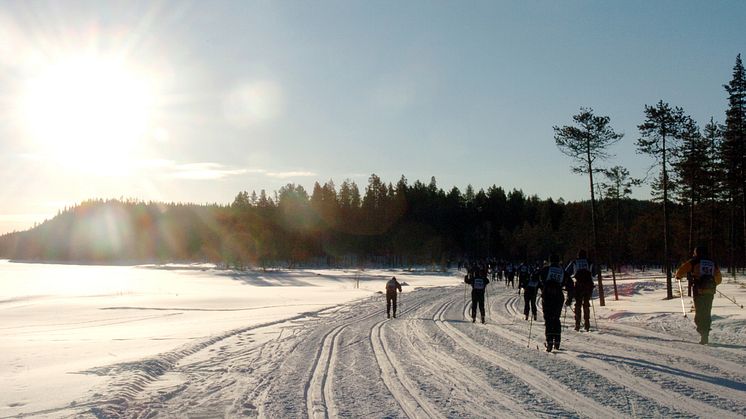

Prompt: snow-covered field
[{"left": 1, "top": 261, "right": 745, "bottom": 418}]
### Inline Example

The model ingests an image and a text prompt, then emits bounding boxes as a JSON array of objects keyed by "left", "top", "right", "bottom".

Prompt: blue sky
[{"left": 0, "top": 0, "right": 743, "bottom": 233}]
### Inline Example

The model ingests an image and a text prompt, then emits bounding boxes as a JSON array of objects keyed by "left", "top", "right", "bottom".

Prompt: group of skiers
[
  {"left": 461, "top": 252, "right": 595, "bottom": 351},
  {"left": 388, "top": 246, "right": 722, "bottom": 348}
]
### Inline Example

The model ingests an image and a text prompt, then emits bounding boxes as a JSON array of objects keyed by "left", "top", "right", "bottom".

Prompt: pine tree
[
  {"left": 637, "top": 101, "right": 685, "bottom": 299},
  {"left": 554, "top": 107, "right": 623, "bottom": 306},
  {"left": 702, "top": 119, "right": 726, "bottom": 253},
  {"left": 723, "top": 54, "right": 746, "bottom": 271},
  {"left": 672, "top": 115, "right": 709, "bottom": 252},
  {"left": 601, "top": 166, "right": 640, "bottom": 267}
]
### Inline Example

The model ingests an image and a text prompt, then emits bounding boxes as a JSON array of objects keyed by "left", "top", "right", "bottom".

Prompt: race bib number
[
  {"left": 547, "top": 267, "right": 564, "bottom": 283},
  {"left": 575, "top": 259, "right": 589, "bottom": 272},
  {"left": 528, "top": 279, "right": 539, "bottom": 288},
  {"left": 474, "top": 278, "right": 486, "bottom": 290},
  {"left": 699, "top": 260, "right": 715, "bottom": 277}
]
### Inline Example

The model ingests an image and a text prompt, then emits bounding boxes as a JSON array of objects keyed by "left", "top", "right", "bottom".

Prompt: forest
[{"left": 0, "top": 56, "right": 744, "bottom": 274}]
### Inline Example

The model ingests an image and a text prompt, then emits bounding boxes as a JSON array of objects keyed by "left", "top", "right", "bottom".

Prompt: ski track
[
  {"left": 490, "top": 293, "right": 744, "bottom": 418},
  {"left": 498, "top": 290, "right": 746, "bottom": 417},
  {"left": 36, "top": 283, "right": 745, "bottom": 419}
]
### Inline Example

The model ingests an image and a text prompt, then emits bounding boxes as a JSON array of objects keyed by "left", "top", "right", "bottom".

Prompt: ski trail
[
  {"left": 370, "top": 302, "right": 445, "bottom": 419},
  {"left": 306, "top": 323, "right": 345, "bottom": 419},
  {"left": 494, "top": 290, "right": 746, "bottom": 418},
  {"left": 487, "top": 299, "right": 739, "bottom": 418},
  {"left": 437, "top": 299, "right": 620, "bottom": 418},
  {"left": 397, "top": 297, "right": 532, "bottom": 418}
]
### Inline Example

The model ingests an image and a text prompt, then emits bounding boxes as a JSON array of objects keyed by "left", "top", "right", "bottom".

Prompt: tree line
[{"left": 0, "top": 56, "right": 743, "bottom": 279}]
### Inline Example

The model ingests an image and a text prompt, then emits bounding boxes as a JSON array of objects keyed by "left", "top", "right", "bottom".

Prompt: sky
[{"left": 0, "top": 0, "right": 744, "bottom": 234}]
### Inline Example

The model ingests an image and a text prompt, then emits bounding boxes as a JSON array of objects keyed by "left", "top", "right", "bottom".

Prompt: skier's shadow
[{"left": 575, "top": 351, "right": 746, "bottom": 392}]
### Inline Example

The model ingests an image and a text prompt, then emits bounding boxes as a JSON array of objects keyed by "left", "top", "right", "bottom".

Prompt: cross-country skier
[
  {"left": 505, "top": 262, "right": 515, "bottom": 288},
  {"left": 465, "top": 265, "right": 490, "bottom": 324},
  {"left": 674, "top": 245, "right": 722, "bottom": 344},
  {"left": 537, "top": 254, "right": 574, "bottom": 352},
  {"left": 521, "top": 264, "right": 540, "bottom": 321},
  {"left": 565, "top": 250, "right": 595, "bottom": 331},
  {"left": 385, "top": 276, "right": 402, "bottom": 318},
  {"left": 517, "top": 261, "right": 530, "bottom": 296}
]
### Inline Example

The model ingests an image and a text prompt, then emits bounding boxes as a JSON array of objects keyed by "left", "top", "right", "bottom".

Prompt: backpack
[
  {"left": 386, "top": 280, "right": 398, "bottom": 292},
  {"left": 696, "top": 259, "right": 716, "bottom": 291}
]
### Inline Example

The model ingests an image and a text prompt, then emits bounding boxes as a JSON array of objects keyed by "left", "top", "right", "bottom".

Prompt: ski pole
[
  {"left": 590, "top": 296, "right": 599, "bottom": 331},
  {"left": 463, "top": 283, "right": 467, "bottom": 320},
  {"left": 563, "top": 304, "right": 568, "bottom": 329},
  {"left": 676, "top": 279, "right": 688, "bottom": 317},
  {"left": 527, "top": 315, "right": 533, "bottom": 348},
  {"left": 716, "top": 289, "right": 744, "bottom": 309}
]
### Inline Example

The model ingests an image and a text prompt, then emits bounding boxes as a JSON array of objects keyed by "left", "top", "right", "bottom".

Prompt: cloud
[
  {"left": 134, "top": 160, "right": 248, "bottom": 180},
  {"left": 132, "top": 159, "right": 315, "bottom": 181},
  {"left": 266, "top": 171, "right": 317, "bottom": 179},
  {"left": 165, "top": 162, "right": 249, "bottom": 180}
]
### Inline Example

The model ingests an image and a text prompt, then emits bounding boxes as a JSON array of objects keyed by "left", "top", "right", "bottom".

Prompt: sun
[{"left": 21, "top": 54, "right": 154, "bottom": 174}]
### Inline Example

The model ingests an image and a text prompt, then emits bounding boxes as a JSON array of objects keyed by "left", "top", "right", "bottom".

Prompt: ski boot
[
  {"left": 544, "top": 342, "right": 553, "bottom": 352},
  {"left": 481, "top": 315, "right": 485, "bottom": 324}
]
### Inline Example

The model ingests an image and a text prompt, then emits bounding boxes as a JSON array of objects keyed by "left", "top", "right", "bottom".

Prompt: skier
[
  {"left": 517, "top": 261, "right": 531, "bottom": 296},
  {"left": 521, "top": 265, "right": 540, "bottom": 321},
  {"left": 565, "top": 250, "right": 595, "bottom": 331},
  {"left": 537, "top": 254, "right": 574, "bottom": 352},
  {"left": 674, "top": 245, "right": 722, "bottom": 344},
  {"left": 385, "top": 276, "right": 402, "bottom": 318},
  {"left": 505, "top": 262, "right": 515, "bottom": 288},
  {"left": 465, "top": 265, "right": 490, "bottom": 324}
]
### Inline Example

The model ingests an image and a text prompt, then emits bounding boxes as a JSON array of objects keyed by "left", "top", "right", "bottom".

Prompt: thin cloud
[
  {"left": 167, "top": 163, "right": 248, "bottom": 180},
  {"left": 266, "top": 171, "right": 317, "bottom": 179}
]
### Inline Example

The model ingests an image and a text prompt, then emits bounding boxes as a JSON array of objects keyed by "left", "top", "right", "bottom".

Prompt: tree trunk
[
  {"left": 663, "top": 132, "right": 673, "bottom": 299},
  {"left": 588, "top": 147, "right": 605, "bottom": 306}
]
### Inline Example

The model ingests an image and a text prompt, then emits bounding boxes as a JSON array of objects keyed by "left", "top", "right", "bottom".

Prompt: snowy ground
[{"left": 1, "top": 261, "right": 745, "bottom": 418}]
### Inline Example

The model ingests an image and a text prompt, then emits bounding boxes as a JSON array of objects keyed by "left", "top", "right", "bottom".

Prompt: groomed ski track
[{"left": 57, "top": 283, "right": 745, "bottom": 418}]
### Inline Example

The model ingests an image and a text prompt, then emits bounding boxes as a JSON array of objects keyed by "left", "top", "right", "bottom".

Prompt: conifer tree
[
  {"left": 723, "top": 54, "right": 746, "bottom": 271},
  {"left": 554, "top": 107, "right": 623, "bottom": 305},
  {"left": 637, "top": 101, "right": 685, "bottom": 299}
]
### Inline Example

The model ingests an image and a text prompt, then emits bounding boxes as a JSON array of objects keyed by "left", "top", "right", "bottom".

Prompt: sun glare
[{"left": 21, "top": 55, "right": 154, "bottom": 174}]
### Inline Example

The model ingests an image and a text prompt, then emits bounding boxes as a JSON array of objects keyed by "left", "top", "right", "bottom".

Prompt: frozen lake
[{"left": 0, "top": 260, "right": 423, "bottom": 417}]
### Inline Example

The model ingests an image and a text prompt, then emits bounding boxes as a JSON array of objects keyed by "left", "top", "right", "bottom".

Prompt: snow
[{"left": 1, "top": 261, "right": 744, "bottom": 418}]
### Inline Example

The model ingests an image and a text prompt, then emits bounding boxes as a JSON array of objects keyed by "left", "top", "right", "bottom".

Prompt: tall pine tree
[
  {"left": 637, "top": 101, "right": 685, "bottom": 299},
  {"left": 554, "top": 107, "right": 623, "bottom": 306},
  {"left": 723, "top": 54, "right": 746, "bottom": 272}
]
